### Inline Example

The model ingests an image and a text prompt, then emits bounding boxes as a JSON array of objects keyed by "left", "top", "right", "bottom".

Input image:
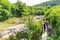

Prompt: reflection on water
[{"left": 21, "top": 38, "right": 28, "bottom": 40}]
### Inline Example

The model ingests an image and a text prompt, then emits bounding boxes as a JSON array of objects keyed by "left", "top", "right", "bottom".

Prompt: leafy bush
[
  {"left": 0, "top": 9, "right": 11, "bottom": 21},
  {"left": 45, "top": 5, "right": 60, "bottom": 40}
]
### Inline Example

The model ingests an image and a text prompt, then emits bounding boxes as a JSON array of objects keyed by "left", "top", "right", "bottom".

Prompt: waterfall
[{"left": 42, "top": 20, "right": 49, "bottom": 40}]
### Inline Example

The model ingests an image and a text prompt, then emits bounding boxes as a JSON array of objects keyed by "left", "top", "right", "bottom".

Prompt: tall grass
[{"left": 27, "top": 15, "right": 42, "bottom": 40}]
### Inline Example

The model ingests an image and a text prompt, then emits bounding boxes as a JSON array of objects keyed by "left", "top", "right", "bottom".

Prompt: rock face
[
  {"left": 0, "top": 24, "right": 28, "bottom": 38},
  {"left": 42, "top": 19, "right": 53, "bottom": 34},
  {"left": 34, "top": 15, "right": 44, "bottom": 22}
]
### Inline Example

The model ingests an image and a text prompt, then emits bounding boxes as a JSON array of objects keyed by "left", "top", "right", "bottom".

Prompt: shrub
[{"left": 0, "top": 9, "right": 11, "bottom": 21}]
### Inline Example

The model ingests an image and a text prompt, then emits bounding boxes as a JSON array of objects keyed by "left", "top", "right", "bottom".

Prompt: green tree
[
  {"left": 10, "top": 4, "right": 17, "bottom": 16},
  {"left": 0, "top": 0, "right": 11, "bottom": 11},
  {"left": 0, "top": 9, "right": 11, "bottom": 21},
  {"left": 15, "top": 0, "right": 25, "bottom": 17}
]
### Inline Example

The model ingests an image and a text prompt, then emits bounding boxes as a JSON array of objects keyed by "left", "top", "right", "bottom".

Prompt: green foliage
[
  {"left": 34, "top": 6, "right": 48, "bottom": 15},
  {"left": 9, "top": 35, "right": 15, "bottom": 40},
  {"left": 0, "top": 0, "right": 11, "bottom": 21},
  {"left": 10, "top": 4, "right": 17, "bottom": 16},
  {"left": 15, "top": 0, "right": 25, "bottom": 17},
  {"left": 16, "top": 32, "right": 21, "bottom": 40},
  {"left": 48, "top": 36, "right": 55, "bottom": 40},
  {"left": 45, "top": 5, "right": 60, "bottom": 26},
  {"left": 0, "top": 0, "right": 48, "bottom": 21},
  {"left": 0, "top": 0, "right": 27, "bottom": 21},
  {"left": 23, "top": 6, "right": 47, "bottom": 16},
  {"left": 27, "top": 16, "right": 42, "bottom": 40},
  {"left": 9, "top": 31, "right": 29, "bottom": 40},
  {"left": 36, "top": 0, "right": 60, "bottom": 7},
  {"left": 0, "top": 0, "right": 11, "bottom": 11},
  {"left": 0, "top": 9, "right": 11, "bottom": 21},
  {"left": 22, "top": 6, "right": 31, "bottom": 16},
  {"left": 0, "top": 5, "right": 2, "bottom": 9},
  {"left": 45, "top": 5, "right": 60, "bottom": 40}
]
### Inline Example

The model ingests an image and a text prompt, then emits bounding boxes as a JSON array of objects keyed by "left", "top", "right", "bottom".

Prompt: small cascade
[
  {"left": 42, "top": 19, "right": 53, "bottom": 40},
  {"left": 42, "top": 24, "right": 48, "bottom": 40}
]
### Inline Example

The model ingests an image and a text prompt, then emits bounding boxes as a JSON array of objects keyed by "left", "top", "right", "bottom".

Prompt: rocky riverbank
[
  {"left": 0, "top": 15, "right": 44, "bottom": 39},
  {"left": 0, "top": 24, "right": 28, "bottom": 38}
]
